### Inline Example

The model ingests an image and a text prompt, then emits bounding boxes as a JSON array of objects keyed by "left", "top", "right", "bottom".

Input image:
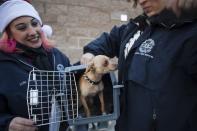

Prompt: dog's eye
[{"left": 103, "top": 60, "right": 109, "bottom": 67}]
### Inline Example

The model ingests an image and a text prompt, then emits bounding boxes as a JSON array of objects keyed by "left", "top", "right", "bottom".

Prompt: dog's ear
[{"left": 85, "top": 61, "right": 94, "bottom": 73}]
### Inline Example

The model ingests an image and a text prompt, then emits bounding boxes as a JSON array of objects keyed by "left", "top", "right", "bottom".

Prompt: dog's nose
[
  {"left": 112, "top": 62, "right": 118, "bottom": 68},
  {"left": 109, "top": 59, "right": 118, "bottom": 70},
  {"left": 114, "top": 62, "right": 118, "bottom": 67},
  {"left": 110, "top": 58, "right": 118, "bottom": 66}
]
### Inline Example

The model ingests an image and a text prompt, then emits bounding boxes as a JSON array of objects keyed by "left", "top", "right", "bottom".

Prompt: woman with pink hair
[{"left": 0, "top": 0, "right": 70, "bottom": 131}]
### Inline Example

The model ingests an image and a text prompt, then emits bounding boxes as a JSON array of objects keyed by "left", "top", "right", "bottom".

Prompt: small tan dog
[{"left": 79, "top": 55, "right": 117, "bottom": 117}]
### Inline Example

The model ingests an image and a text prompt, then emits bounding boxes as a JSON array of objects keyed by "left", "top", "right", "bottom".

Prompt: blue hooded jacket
[{"left": 0, "top": 47, "right": 70, "bottom": 131}]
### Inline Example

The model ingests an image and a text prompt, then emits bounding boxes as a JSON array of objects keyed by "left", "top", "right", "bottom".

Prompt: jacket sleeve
[
  {"left": 178, "top": 35, "right": 197, "bottom": 81},
  {"left": 185, "top": 38, "right": 197, "bottom": 81},
  {"left": 83, "top": 24, "right": 128, "bottom": 58},
  {"left": 0, "top": 94, "right": 14, "bottom": 131},
  {"left": 0, "top": 59, "right": 27, "bottom": 131}
]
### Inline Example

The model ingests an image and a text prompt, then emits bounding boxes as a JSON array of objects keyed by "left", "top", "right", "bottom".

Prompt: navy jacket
[
  {"left": 0, "top": 48, "right": 70, "bottom": 131},
  {"left": 83, "top": 14, "right": 197, "bottom": 131}
]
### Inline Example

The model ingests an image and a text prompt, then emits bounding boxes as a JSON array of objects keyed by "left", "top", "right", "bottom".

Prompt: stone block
[
  {"left": 79, "top": 37, "right": 94, "bottom": 48},
  {"left": 67, "top": 28, "right": 90, "bottom": 37},
  {"left": 45, "top": 4, "right": 68, "bottom": 15}
]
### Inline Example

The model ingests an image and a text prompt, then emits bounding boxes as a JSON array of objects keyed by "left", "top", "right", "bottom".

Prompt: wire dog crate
[{"left": 27, "top": 65, "right": 122, "bottom": 127}]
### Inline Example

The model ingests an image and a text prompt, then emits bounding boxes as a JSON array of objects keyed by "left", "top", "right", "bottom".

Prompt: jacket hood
[
  {"left": 148, "top": 8, "right": 197, "bottom": 29},
  {"left": 0, "top": 51, "right": 34, "bottom": 72},
  {"left": 179, "top": 8, "right": 197, "bottom": 20},
  {"left": 0, "top": 51, "right": 16, "bottom": 61},
  {"left": 133, "top": 9, "right": 197, "bottom": 30}
]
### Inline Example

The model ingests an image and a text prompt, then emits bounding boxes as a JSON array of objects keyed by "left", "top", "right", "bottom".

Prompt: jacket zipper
[
  {"left": 151, "top": 108, "right": 157, "bottom": 131},
  {"left": 52, "top": 54, "right": 56, "bottom": 70},
  {"left": 150, "top": 92, "right": 158, "bottom": 131},
  {"left": 153, "top": 109, "right": 157, "bottom": 120},
  {"left": 17, "top": 59, "right": 39, "bottom": 70}
]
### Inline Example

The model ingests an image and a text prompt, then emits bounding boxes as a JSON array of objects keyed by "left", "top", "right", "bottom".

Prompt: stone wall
[{"left": 32, "top": 0, "right": 142, "bottom": 64}]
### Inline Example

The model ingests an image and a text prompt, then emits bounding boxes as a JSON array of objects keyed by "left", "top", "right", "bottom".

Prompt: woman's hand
[
  {"left": 80, "top": 53, "right": 95, "bottom": 65},
  {"left": 9, "top": 117, "right": 38, "bottom": 131}
]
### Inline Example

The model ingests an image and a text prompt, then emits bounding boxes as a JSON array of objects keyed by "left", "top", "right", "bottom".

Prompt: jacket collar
[
  {"left": 147, "top": 9, "right": 196, "bottom": 29},
  {"left": 132, "top": 9, "right": 197, "bottom": 31},
  {"left": 0, "top": 51, "right": 15, "bottom": 61},
  {"left": 0, "top": 51, "right": 35, "bottom": 71}
]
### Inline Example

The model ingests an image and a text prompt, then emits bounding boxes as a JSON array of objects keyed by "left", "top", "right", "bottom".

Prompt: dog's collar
[{"left": 83, "top": 74, "right": 101, "bottom": 85}]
